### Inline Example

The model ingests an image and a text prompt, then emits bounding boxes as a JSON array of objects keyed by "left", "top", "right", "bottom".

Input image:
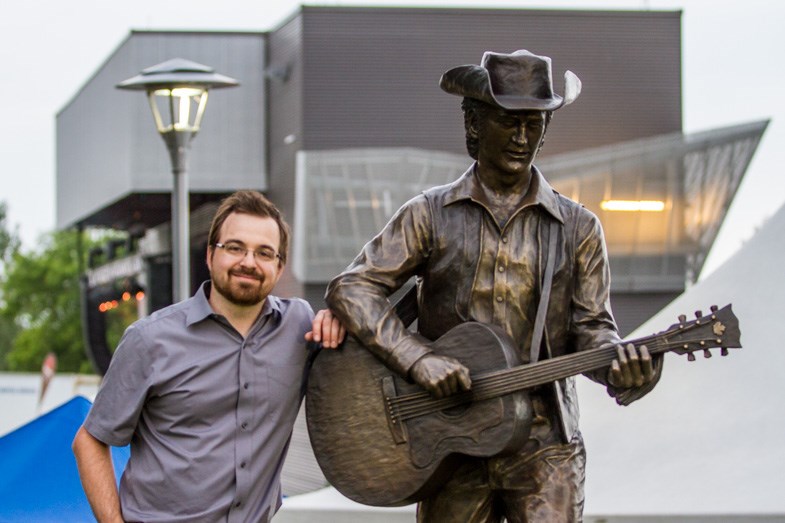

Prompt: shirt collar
[
  {"left": 443, "top": 163, "right": 564, "bottom": 223},
  {"left": 185, "top": 281, "right": 283, "bottom": 327}
]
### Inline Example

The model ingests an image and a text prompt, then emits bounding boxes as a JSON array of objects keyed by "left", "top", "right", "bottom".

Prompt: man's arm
[{"left": 72, "top": 426, "right": 124, "bottom": 523}]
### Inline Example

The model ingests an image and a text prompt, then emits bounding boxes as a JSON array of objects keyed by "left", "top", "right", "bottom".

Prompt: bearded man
[{"left": 74, "top": 190, "right": 345, "bottom": 523}]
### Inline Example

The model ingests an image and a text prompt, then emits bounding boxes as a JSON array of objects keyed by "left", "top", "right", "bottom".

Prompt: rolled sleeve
[{"left": 83, "top": 324, "right": 153, "bottom": 446}]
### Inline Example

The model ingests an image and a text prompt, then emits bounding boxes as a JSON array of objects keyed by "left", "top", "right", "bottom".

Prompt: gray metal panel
[
  {"left": 298, "top": 7, "right": 682, "bottom": 156},
  {"left": 267, "top": 15, "right": 306, "bottom": 300},
  {"left": 56, "top": 31, "right": 267, "bottom": 229}
]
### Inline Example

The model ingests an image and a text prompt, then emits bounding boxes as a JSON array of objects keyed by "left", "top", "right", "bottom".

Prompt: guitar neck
[
  {"left": 474, "top": 334, "right": 656, "bottom": 396},
  {"left": 391, "top": 305, "right": 739, "bottom": 422},
  {"left": 392, "top": 333, "right": 663, "bottom": 421}
]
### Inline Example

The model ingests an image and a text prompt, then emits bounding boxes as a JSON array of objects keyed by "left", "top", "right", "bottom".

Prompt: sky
[{"left": 0, "top": 0, "right": 782, "bottom": 279}]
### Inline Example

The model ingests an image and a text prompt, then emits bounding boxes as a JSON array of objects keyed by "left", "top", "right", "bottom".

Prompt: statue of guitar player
[{"left": 325, "top": 50, "right": 662, "bottom": 522}]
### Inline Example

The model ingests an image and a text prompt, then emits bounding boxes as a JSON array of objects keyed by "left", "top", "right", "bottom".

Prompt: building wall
[
  {"left": 270, "top": 6, "right": 682, "bottom": 309},
  {"left": 297, "top": 7, "right": 681, "bottom": 156},
  {"left": 267, "top": 15, "right": 307, "bottom": 300},
  {"left": 56, "top": 31, "right": 268, "bottom": 230},
  {"left": 611, "top": 291, "right": 681, "bottom": 337}
]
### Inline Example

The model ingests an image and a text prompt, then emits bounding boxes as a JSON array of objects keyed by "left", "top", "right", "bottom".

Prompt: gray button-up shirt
[{"left": 85, "top": 282, "right": 315, "bottom": 522}]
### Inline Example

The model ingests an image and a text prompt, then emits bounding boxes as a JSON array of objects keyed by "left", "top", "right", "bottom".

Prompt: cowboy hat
[{"left": 439, "top": 50, "right": 581, "bottom": 111}]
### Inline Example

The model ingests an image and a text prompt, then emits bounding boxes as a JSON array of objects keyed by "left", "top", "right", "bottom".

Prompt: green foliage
[
  {"left": 0, "top": 203, "right": 139, "bottom": 373},
  {"left": 0, "top": 202, "right": 21, "bottom": 370},
  {"left": 0, "top": 229, "right": 94, "bottom": 373}
]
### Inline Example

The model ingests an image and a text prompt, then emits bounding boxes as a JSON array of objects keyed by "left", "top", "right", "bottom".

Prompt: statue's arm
[
  {"left": 570, "top": 209, "right": 663, "bottom": 405},
  {"left": 325, "top": 195, "right": 433, "bottom": 378}
]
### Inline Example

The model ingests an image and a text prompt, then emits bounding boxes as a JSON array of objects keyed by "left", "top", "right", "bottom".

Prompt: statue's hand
[
  {"left": 410, "top": 354, "right": 472, "bottom": 398},
  {"left": 608, "top": 343, "right": 655, "bottom": 388}
]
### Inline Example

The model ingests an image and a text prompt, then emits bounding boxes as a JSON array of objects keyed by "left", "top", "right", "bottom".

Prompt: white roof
[{"left": 579, "top": 202, "right": 785, "bottom": 516}]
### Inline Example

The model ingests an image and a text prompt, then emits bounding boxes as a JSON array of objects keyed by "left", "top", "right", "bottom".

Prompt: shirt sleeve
[
  {"left": 325, "top": 194, "right": 434, "bottom": 377},
  {"left": 83, "top": 323, "right": 153, "bottom": 446},
  {"left": 570, "top": 209, "right": 663, "bottom": 405}
]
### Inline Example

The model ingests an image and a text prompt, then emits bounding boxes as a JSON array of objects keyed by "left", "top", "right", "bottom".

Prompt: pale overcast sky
[{"left": 0, "top": 0, "right": 782, "bottom": 279}]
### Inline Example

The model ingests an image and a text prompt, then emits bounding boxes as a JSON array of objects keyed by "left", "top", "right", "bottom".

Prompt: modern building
[{"left": 56, "top": 5, "right": 767, "bottom": 497}]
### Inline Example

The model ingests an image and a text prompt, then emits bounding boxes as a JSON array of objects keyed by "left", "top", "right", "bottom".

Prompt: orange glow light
[{"left": 600, "top": 200, "right": 665, "bottom": 212}]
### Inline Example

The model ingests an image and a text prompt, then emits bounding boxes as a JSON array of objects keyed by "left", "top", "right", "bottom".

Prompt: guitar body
[{"left": 306, "top": 322, "right": 533, "bottom": 507}]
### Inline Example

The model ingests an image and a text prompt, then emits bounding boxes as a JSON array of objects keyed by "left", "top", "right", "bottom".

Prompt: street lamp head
[
  {"left": 117, "top": 58, "right": 239, "bottom": 136},
  {"left": 117, "top": 59, "right": 238, "bottom": 303}
]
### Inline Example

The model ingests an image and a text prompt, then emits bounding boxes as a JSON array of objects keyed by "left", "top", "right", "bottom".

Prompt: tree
[
  {"left": 0, "top": 202, "right": 21, "bottom": 370},
  {"left": 0, "top": 229, "right": 92, "bottom": 373}
]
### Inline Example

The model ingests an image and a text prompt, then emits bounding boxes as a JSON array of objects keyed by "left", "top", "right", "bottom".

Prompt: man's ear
[{"left": 206, "top": 245, "right": 214, "bottom": 273}]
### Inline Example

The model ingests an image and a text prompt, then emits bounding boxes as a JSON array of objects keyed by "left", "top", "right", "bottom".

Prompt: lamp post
[{"left": 117, "top": 59, "right": 238, "bottom": 303}]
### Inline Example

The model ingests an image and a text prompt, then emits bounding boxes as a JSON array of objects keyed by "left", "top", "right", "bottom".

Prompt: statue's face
[{"left": 476, "top": 107, "right": 547, "bottom": 186}]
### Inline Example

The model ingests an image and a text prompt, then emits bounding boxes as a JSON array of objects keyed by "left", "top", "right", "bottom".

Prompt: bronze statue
[{"left": 319, "top": 50, "right": 669, "bottom": 522}]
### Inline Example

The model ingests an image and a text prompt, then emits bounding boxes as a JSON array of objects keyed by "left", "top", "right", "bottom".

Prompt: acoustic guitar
[{"left": 306, "top": 305, "right": 741, "bottom": 507}]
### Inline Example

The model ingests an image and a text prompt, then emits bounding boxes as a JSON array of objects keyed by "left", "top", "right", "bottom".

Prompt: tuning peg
[
  {"left": 687, "top": 352, "right": 696, "bottom": 362},
  {"left": 678, "top": 314, "right": 687, "bottom": 324},
  {"left": 703, "top": 349, "right": 712, "bottom": 358},
  {"left": 695, "top": 310, "right": 703, "bottom": 319},
  {"left": 721, "top": 348, "right": 729, "bottom": 356},
  {"left": 710, "top": 305, "right": 718, "bottom": 312}
]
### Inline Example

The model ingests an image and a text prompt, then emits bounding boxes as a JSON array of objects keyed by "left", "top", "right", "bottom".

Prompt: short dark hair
[
  {"left": 208, "top": 190, "right": 290, "bottom": 265},
  {"left": 460, "top": 98, "right": 553, "bottom": 160}
]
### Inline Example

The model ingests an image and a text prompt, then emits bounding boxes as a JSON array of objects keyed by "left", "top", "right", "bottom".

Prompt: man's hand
[
  {"left": 607, "top": 343, "right": 655, "bottom": 388},
  {"left": 305, "top": 309, "right": 346, "bottom": 349},
  {"left": 410, "top": 354, "right": 472, "bottom": 398}
]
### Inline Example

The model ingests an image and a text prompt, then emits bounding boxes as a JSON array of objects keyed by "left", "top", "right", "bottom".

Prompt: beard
[{"left": 211, "top": 267, "right": 267, "bottom": 306}]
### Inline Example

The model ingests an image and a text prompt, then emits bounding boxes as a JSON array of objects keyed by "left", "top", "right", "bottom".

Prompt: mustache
[{"left": 229, "top": 268, "right": 264, "bottom": 281}]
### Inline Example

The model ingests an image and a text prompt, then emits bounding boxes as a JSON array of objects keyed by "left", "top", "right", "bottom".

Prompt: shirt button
[
  {"left": 243, "top": 382, "right": 249, "bottom": 389},
  {"left": 502, "top": 237, "right": 508, "bottom": 243},
  {"left": 241, "top": 422, "right": 248, "bottom": 430},
  {"left": 496, "top": 296, "right": 503, "bottom": 302},
  {"left": 235, "top": 501, "right": 242, "bottom": 508},
  {"left": 498, "top": 266, "right": 505, "bottom": 273},
  {"left": 240, "top": 461, "right": 247, "bottom": 469}
]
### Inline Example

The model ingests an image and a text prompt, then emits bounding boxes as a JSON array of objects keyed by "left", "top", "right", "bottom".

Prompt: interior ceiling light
[{"left": 600, "top": 200, "right": 666, "bottom": 212}]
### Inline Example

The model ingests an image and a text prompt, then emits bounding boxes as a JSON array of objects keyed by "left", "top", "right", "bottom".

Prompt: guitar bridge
[{"left": 382, "top": 376, "right": 408, "bottom": 444}]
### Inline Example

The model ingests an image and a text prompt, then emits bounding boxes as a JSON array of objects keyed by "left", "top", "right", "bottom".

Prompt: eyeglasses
[{"left": 213, "top": 242, "right": 281, "bottom": 263}]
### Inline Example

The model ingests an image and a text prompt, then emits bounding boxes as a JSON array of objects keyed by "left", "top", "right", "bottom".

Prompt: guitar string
[
  {"left": 390, "top": 338, "right": 670, "bottom": 417},
  {"left": 392, "top": 316, "right": 716, "bottom": 416},
  {"left": 388, "top": 319, "right": 726, "bottom": 419},
  {"left": 395, "top": 326, "right": 722, "bottom": 411},
  {"left": 388, "top": 337, "right": 718, "bottom": 420}
]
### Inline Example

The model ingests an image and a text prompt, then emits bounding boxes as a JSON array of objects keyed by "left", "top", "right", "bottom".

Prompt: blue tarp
[{"left": 0, "top": 396, "right": 129, "bottom": 523}]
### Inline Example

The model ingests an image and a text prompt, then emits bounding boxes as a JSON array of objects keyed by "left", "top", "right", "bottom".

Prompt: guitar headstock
[{"left": 660, "top": 304, "right": 742, "bottom": 361}]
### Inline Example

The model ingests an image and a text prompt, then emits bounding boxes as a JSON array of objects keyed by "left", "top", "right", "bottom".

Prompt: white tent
[{"left": 579, "top": 203, "right": 785, "bottom": 519}]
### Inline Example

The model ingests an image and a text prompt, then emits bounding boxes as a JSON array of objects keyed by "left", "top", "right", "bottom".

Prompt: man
[
  {"left": 325, "top": 50, "right": 662, "bottom": 522},
  {"left": 73, "top": 190, "right": 345, "bottom": 523}
]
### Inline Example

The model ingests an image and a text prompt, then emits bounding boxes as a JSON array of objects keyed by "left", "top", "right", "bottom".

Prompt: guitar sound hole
[{"left": 440, "top": 404, "right": 470, "bottom": 417}]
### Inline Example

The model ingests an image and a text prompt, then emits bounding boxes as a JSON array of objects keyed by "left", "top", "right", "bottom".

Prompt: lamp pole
[{"left": 117, "top": 59, "right": 238, "bottom": 303}]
